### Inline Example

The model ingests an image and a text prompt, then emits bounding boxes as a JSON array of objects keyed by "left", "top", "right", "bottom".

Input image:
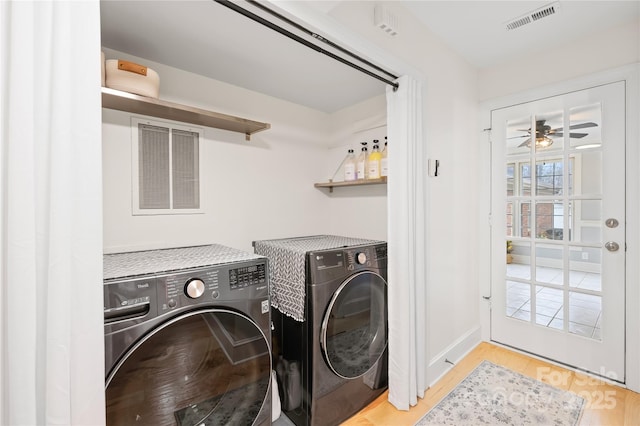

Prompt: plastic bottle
[
  {"left": 368, "top": 141, "right": 381, "bottom": 179},
  {"left": 343, "top": 149, "right": 356, "bottom": 181},
  {"left": 380, "top": 136, "right": 388, "bottom": 177},
  {"left": 356, "top": 142, "right": 368, "bottom": 180}
]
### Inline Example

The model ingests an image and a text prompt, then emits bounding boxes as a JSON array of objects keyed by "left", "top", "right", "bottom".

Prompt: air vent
[
  {"left": 506, "top": 16, "right": 532, "bottom": 31},
  {"left": 531, "top": 4, "right": 558, "bottom": 21},
  {"left": 374, "top": 5, "right": 399, "bottom": 36},
  {"left": 505, "top": 2, "right": 560, "bottom": 31}
]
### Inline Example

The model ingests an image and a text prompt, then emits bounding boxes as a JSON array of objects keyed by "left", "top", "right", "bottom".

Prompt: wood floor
[{"left": 342, "top": 342, "right": 640, "bottom": 425}]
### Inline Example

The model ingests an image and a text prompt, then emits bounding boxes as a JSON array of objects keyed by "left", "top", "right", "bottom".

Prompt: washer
[
  {"left": 103, "top": 244, "right": 271, "bottom": 426},
  {"left": 254, "top": 236, "right": 387, "bottom": 426}
]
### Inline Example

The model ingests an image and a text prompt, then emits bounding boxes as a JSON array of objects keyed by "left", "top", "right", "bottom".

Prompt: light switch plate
[{"left": 428, "top": 159, "right": 439, "bottom": 177}]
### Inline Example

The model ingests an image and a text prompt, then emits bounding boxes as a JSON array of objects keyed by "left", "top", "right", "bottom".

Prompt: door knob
[
  {"left": 605, "top": 218, "right": 619, "bottom": 228},
  {"left": 605, "top": 241, "right": 620, "bottom": 252}
]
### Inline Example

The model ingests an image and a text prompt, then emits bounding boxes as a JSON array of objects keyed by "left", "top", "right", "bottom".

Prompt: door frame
[{"left": 479, "top": 64, "right": 640, "bottom": 392}]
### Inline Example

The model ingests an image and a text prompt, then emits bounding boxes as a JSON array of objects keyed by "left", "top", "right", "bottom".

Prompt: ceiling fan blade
[
  {"left": 507, "top": 135, "right": 529, "bottom": 139},
  {"left": 518, "top": 138, "right": 531, "bottom": 147},
  {"left": 569, "top": 121, "right": 598, "bottom": 130},
  {"left": 553, "top": 132, "right": 589, "bottom": 138},
  {"left": 551, "top": 122, "right": 598, "bottom": 132}
]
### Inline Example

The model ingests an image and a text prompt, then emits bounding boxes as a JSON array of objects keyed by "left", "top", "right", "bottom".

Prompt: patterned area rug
[{"left": 416, "top": 361, "right": 585, "bottom": 425}]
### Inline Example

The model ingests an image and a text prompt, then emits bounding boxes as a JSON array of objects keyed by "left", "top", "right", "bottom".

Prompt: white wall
[
  {"left": 479, "top": 19, "right": 640, "bottom": 101},
  {"left": 327, "top": 1, "right": 481, "bottom": 384},
  {"left": 323, "top": 94, "right": 388, "bottom": 241},
  {"left": 102, "top": 49, "right": 388, "bottom": 254}
]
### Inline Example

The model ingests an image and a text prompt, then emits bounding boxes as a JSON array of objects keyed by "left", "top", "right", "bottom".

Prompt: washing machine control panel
[
  {"left": 155, "top": 260, "right": 268, "bottom": 313},
  {"left": 229, "top": 264, "right": 266, "bottom": 290}
]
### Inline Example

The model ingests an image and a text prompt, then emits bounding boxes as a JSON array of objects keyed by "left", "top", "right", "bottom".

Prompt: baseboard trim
[{"left": 427, "top": 326, "right": 482, "bottom": 388}]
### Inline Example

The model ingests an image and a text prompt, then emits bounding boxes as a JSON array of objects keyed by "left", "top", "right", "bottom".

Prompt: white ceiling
[
  {"left": 100, "top": 1, "right": 640, "bottom": 113},
  {"left": 403, "top": 0, "right": 640, "bottom": 69},
  {"left": 100, "top": 0, "right": 388, "bottom": 113}
]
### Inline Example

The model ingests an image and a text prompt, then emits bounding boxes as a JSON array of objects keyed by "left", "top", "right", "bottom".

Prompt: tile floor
[{"left": 505, "top": 264, "right": 602, "bottom": 340}]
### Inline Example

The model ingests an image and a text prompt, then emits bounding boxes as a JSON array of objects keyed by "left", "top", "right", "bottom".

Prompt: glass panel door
[{"left": 491, "top": 82, "right": 625, "bottom": 382}]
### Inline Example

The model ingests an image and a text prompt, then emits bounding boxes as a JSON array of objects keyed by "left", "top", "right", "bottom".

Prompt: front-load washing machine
[
  {"left": 103, "top": 244, "right": 271, "bottom": 426},
  {"left": 254, "top": 236, "right": 387, "bottom": 426}
]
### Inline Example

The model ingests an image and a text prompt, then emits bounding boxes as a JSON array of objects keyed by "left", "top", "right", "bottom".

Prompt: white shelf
[
  {"left": 314, "top": 177, "right": 387, "bottom": 193},
  {"left": 101, "top": 87, "right": 270, "bottom": 140}
]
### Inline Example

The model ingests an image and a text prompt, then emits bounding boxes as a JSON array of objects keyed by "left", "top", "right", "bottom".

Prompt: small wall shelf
[
  {"left": 101, "top": 87, "right": 271, "bottom": 140},
  {"left": 314, "top": 177, "right": 387, "bottom": 193}
]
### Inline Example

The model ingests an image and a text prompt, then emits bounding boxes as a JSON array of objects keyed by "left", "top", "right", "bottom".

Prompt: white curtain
[
  {"left": 0, "top": 1, "right": 105, "bottom": 425},
  {"left": 386, "top": 75, "right": 428, "bottom": 410}
]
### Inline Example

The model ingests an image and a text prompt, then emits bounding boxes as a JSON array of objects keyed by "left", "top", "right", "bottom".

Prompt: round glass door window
[
  {"left": 321, "top": 271, "right": 388, "bottom": 379},
  {"left": 106, "top": 309, "right": 270, "bottom": 426}
]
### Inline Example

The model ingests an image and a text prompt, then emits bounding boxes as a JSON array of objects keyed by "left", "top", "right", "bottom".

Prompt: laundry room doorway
[{"left": 489, "top": 81, "right": 626, "bottom": 382}]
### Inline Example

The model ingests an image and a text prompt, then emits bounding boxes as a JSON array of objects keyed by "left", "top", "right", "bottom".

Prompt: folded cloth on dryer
[
  {"left": 253, "top": 235, "right": 382, "bottom": 321},
  {"left": 104, "top": 244, "right": 262, "bottom": 280}
]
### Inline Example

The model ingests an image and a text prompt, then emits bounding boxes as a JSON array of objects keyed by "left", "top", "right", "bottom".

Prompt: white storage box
[{"left": 105, "top": 59, "right": 160, "bottom": 98}]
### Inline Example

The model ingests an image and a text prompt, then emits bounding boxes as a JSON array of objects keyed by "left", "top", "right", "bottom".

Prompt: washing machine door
[
  {"left": 105, "top": 309, "right": 271, "bottom": 426},
  {"left": 320, "top": 271, "right": 387, "bottom": 379}
]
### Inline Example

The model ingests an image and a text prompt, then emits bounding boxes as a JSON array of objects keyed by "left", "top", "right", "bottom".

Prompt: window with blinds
[{"left": 132, "top": 118, "right": 202, "bottom": 215}]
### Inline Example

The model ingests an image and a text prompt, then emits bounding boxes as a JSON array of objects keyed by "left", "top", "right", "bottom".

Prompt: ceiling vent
[
  {"left": 505, "top": 2, "right": 561, "bottom": 31},
  {"left": 374, "top": 5, "right": 399, "bottom": 36}
]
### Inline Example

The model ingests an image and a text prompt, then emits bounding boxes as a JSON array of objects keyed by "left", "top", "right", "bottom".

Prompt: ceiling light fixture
[{"left": 526, "top": 136, "right": 554, "bottom": 149}]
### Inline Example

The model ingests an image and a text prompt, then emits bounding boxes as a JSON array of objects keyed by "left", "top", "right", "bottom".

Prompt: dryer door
[
  {"left": 106, "top": 309, "right": 271, "bottom": 426},
  {"left": 320, "top": 271, "right": 387, "bottom": 379}
]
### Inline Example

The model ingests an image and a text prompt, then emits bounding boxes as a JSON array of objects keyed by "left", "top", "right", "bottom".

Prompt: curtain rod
[{"left": 214, "top": 0, "right": 400, "bottom": 91}]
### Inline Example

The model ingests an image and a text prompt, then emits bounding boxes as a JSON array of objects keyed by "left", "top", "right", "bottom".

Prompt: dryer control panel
[{"left": 308, "top": 243, "right": 387, "bottom": 284}]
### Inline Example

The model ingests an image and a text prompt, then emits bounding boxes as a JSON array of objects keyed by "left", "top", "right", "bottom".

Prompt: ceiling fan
[{"left": 511, "top": 119, "right": 598, "bottom": 148}]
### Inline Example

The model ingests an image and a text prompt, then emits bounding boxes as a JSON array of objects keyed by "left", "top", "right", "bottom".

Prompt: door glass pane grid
[
  {"left": 503, "top": 107, "right": 606, "bottom": 342},
  {"left": 496, "top": 88, "right": 624, "bottom": 378},
  {"left": 504, "top": 112, "right": 582, "bottom": 336},
  {"left": 506, "top": 283, "right": 602, "bottom": 340}
]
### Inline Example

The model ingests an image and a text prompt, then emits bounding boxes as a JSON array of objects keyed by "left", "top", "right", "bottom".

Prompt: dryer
[
  {"left": 103, "top": 244, "right": 271, "bottom": 426},
  {"left": 254, "top": 236, "right": 387, "bottom": 426}
]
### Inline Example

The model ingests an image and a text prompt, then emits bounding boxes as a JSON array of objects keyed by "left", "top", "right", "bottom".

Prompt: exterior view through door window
[
  {"left": 491, "top": 81, "right": 625, "bottom": 383},
  {"left": 505, "top": 103, "right": 603, "bottom": 340}
]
